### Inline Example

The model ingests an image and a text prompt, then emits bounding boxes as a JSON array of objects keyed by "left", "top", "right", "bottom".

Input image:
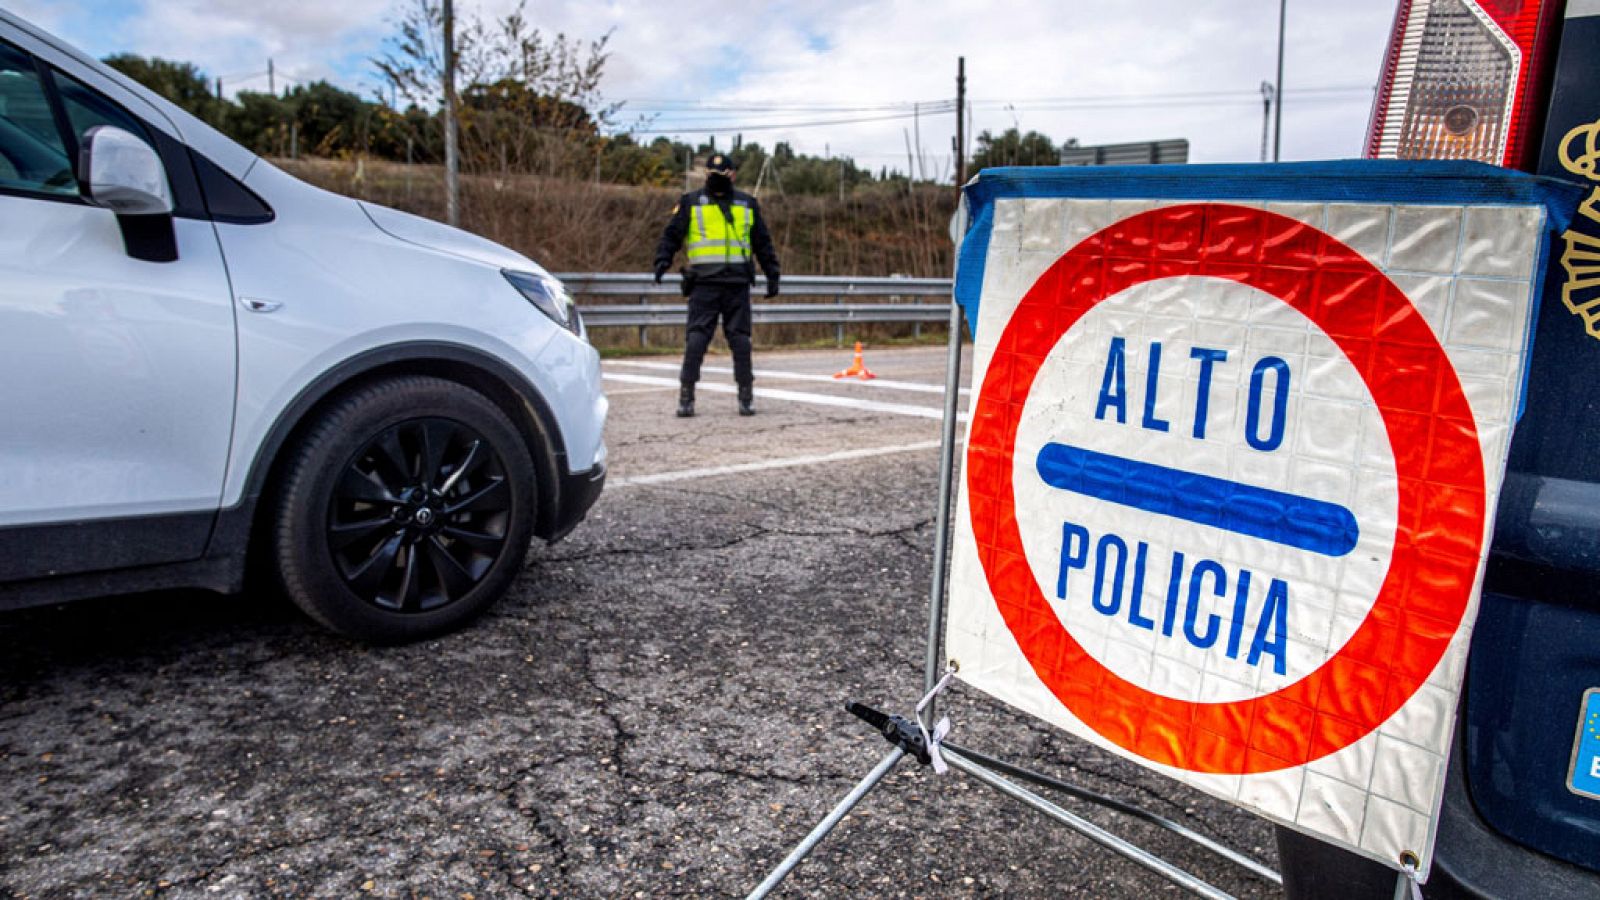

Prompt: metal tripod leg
[
  {"left": 923, "top": 293, "right": 965, "bottom": 716},
  {"left": 750, "top": 297, "right": 963, "bottom": 899},
  {"left": 749, "top": 289, "right": 1264, "bottom": 899},
  {"left": 746, "top": 748, "right": 906, "bottom": 900},
  {"left": 940, "top": 741, "right": 1281, "bottom": 886},
  {"left": 944, "top": 750, "right": 1237, "bottom": 900}
]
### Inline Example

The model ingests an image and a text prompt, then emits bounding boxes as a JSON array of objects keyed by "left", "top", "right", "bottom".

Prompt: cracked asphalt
[{"left": 0, "top": 345, "right": 1281, "bottom": 898}]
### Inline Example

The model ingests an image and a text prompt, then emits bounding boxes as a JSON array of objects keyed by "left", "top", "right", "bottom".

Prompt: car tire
[{"left": 272, "top": 375, "right": 537, "bottom": 643}]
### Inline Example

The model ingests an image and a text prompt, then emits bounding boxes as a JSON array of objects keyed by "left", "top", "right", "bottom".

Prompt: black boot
[
  {"left": 738, "top": 385, "right": 755, "bottom": 416},
  {"left": 677, "top": 383, "right": 695, "bottom": 418}
]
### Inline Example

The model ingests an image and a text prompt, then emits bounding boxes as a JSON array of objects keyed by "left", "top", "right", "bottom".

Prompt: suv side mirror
[
  {"left": 79, "top": 125, "right": 177, "bottom": 262},
  {"left": 80, "top": 125, "right": 172, "bottom": 215}
]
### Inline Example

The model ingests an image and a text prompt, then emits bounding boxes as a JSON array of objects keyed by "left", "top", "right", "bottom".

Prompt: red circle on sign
[{"left": 969, "top": 203, "right": 1486, "bottom": 774}]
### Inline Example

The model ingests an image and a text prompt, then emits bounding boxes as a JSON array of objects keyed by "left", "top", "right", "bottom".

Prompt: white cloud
[
  {"left": 4, "top": 3, "right": 72, "bottom": 37},
  {"left": 458, "top": 0, "right": 1395, "bottom": 166},
  {"left": 15, "top": 0, "right": 1400, "bottom": 166},
  {"left": 119, "top": 0, "right": 394, "bottom": 95}
]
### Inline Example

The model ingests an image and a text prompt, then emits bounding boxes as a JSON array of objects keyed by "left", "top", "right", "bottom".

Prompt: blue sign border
[{"left": 953, "top": 160, "right": 1586, "bottom": 420}]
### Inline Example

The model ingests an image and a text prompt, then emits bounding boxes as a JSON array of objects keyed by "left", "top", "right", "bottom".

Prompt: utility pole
[
  {"left": 913, "top": 102, "right": 923, "bottom": 181},
  {"left": 268, "top": 58, "right": 275, "bottom": 96},
  {"left": 955, "top": 57, "right": 966, "bottom": 187},
  {"left": 215, "top": 77, "right": 222, "bottom": 100},
  {"left": 684, "top": 147, "right": 691, "bottom": 192},
  {"left": 1272, "top": 0, "right": 1286, "bottom": 162},
  {"left": 1259, "top": 81, "right": 1275, "bottom": 162},
  {"left": 442, "top": 0, "right": 460, "bottom": 226},
  {"left": 903, "top": 128, "right": 916, "bottom": 195}
]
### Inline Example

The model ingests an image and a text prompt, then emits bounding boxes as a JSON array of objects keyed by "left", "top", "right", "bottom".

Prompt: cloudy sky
[{"left": 9, "top": 0, "right": 1399, "bottom": 175}]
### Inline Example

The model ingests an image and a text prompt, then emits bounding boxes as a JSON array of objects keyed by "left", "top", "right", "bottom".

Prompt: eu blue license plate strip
[{"left": 1568, "top": 688, "right": 1600, "bottom": 801}]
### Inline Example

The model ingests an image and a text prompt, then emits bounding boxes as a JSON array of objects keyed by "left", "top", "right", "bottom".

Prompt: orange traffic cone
[{"left": 832, "top": 341, "right": 878, "bottom": 380}]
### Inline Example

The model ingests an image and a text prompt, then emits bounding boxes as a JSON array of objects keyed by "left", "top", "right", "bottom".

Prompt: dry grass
[{"left": 276, "top": 157, "right": 959, "bottom": 352}]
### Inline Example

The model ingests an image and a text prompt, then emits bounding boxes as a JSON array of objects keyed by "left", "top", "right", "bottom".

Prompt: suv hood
[{"left": 360, "top": 202, "right": 549, "bottom": 276}]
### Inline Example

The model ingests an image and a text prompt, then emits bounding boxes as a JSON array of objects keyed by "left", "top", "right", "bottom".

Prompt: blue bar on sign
[{"left": 1035, "top": 442, "right": 1359, "bottom": 557}]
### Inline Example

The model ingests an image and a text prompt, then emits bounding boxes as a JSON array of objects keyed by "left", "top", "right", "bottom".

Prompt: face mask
[{"left": 707, "top": 173, "right": 733, "bottom": 194}]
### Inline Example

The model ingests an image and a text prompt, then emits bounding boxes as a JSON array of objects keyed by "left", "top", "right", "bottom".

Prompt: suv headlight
[{"left": 503, "top": 270, "right": 584, "bottom": 338}]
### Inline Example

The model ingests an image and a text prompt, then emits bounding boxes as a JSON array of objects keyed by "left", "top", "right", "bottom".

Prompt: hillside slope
[{"left": 277, "top": 158, "right": 957, "bottom": 278}]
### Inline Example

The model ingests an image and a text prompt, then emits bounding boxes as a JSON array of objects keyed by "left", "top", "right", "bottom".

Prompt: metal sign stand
[{"left": 748, "top": 299, "right": 1284, "bottom": 900}]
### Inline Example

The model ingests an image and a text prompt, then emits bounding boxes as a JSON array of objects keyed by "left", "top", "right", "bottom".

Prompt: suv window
[
  {"left": 52, "top": 66, "right": 154, "bottom": 158},
  {"left": 0, "top": 42, "right": 75, "bottom": 197}
]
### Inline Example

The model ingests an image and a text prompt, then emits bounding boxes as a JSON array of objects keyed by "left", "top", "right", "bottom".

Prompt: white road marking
[
  {"left": 610, "top": 440, "right": 949, "bottom": 487},
  {"left": 602, "top": 372, "right": 965, "bottom": 421},
  {"left": 600, "top": 385, "right": 679, "bottom": 396},
  {"left": 607, "top": 359, "right": 971, "bottom": 396}
]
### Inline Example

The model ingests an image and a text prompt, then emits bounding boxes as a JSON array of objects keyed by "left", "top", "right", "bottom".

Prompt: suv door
[{"left": 0, "top": 38, "right": 237, "bottom": 579}]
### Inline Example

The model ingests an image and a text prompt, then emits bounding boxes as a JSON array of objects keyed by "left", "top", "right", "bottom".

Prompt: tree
[
  {"left": 103, "top": 54, "right": 226, "bottom": 126},
  {"left": 228, "top": 90, "right": 294, "bottom": 155},
  {"left": 970, "top": 127, "right": 1061, "bottom": 170},
  {"left": 772, "top": 154, "right": 868, "bottom": 197},
  {"left": 599, "top": 133, "right": 674, "bottom": 186},
  {"left": 225, "top": 81, "right": 381, "bottom": 158},
  {"left": 372, "top": 0, "right": 488, "bottom": 109},
  {"left": 290, "top": 81, "right": 375, "bottom": 156},
  {"left": 462, "top": 79, "right": 594, "bottom": 133},
  {"left": 460, "top": 77, "right": 598, "bottom": 174},
  {"left": 103, "top": 47, "right": 442, "bottom": 167},
  {"left": 372, "top": 0, "right": 618, "bottom": 179},
  {"left": 729, "top": 140, "right": 767, "bottom": 177}
]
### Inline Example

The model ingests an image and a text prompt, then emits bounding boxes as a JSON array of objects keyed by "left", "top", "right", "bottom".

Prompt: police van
[{"left": 1276, "top": 1, "right": 1600, "bottom": 895}]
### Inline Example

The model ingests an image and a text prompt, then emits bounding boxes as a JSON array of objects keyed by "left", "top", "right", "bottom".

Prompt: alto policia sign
[{"left": 946, "top": 162, "right": 1581, "bottom": 879}]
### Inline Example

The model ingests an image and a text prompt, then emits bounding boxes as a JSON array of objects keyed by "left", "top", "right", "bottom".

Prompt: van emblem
[{"left": 1558, "top": 117, "right": 1600, "bottom": 338}]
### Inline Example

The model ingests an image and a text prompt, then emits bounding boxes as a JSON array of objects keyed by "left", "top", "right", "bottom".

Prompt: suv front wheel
[{"left": 272, "top": 376, "right": 538, "bottom": 642}]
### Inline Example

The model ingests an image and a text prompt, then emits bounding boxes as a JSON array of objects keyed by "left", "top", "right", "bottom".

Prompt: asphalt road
[{"left": 0, "top": 344, "right": 1281, "bottom": 898}]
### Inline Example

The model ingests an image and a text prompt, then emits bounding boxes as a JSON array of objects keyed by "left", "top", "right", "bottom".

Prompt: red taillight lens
[{"left": 1365, "top": 0, "right": 1561, "bottom": 170}]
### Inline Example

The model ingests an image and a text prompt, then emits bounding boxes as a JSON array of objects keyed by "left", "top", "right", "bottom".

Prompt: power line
[
  {"left": 620, "top": 99, "right": 950, "bottom": 113},
  {"left": 218, "top": 69, "right": 308, "bottom": 91},
  {"left": 972, "top": 94, "right": 1369, "bottom": 115},
  {"left": 627, "top": 107, "right": 948, "bottom": 121},
  {"left": 624, "top": 103, "right": 953, "bottom": 122},
  {"left": 609, "top": 84, "right": 1370, "bottom": 122},
  {"left": 616, "top": 96, "right": 1368, "bottom": 141},
  {"left": 969, "top": 83, "right": 1372, "bottom": 108},
  {"left": 622, "top": 106, "right": 960, "bottom": 136}
]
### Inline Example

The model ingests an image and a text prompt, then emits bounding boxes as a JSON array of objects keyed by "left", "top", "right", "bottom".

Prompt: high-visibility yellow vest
[{"left": 685, "top": 195, "right": 753, "bottom": 269}]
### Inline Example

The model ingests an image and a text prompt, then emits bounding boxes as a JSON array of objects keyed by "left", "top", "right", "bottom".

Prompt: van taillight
[{"left": 1365, "top": 0, "right": 1561, "bottom": 171}]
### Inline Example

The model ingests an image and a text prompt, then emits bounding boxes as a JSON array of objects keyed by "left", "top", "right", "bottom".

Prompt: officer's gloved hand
[
  {"left": 765, "top": 276, "right": 780, "bottom": 298},
  {"left": 653, "top": 263, "right": 668, "bottom": 284}
]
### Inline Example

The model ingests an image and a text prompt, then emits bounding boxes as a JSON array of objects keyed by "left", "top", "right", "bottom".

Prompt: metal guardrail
[
  {"left": 556, "top": 272, "right": 953, "bottom": 297},
  {"left": 555, "top": 273, "right": 955, "bottom": 338},
  {"left": 576, "top": 302, "right": 953, "bottom": 328}
]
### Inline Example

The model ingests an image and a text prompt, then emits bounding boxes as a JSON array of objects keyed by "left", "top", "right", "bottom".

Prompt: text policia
[{"left": 1052, "top": 335, "right": 1311, "bottom": 678}]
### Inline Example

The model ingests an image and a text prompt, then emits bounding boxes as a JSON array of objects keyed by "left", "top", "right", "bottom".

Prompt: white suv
[{"left": 0, "top": 11, "right": 607, "bottom": 642}]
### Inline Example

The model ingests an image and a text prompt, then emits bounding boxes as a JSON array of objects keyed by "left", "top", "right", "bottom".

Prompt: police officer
[{"left": 653, "top": 153, "right": 780, "bottom": 417}]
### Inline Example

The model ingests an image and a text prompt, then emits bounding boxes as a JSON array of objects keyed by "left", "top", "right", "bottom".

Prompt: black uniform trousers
[{"left": 680, "top": 280, "right": 754, "bottom": 388}]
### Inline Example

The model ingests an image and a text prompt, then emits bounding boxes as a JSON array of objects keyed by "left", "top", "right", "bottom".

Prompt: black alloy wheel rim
[{"left": 328, "top": 417, "right": 514, "bottom": 613}]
